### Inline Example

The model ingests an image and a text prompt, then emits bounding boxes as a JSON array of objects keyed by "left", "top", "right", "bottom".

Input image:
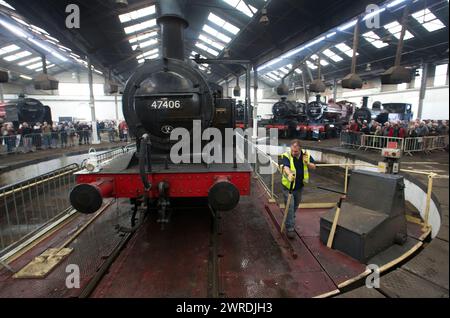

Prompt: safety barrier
[
  {"left": 0, "top": 164, "right": 80, "bottom": 250},
  {"left": 237, "top": 133, "right": 444, "bottom": 235},
  {"left": 0, "top": 144, "right": 135, "bottom": 251},
  {"left": 340, "top": 132, "right": 448, "bottom": 155}
]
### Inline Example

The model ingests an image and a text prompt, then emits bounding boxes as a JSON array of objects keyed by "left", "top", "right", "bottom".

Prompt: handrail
[
  {"left": 0, "top": 163, "right": 80, "bottom": 194},
  {"left": 240, "top": 133, "right": 441, "bottom": 231}
]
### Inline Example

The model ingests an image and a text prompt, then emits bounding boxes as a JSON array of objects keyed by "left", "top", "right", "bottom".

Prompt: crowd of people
[
  {"left": 0, "top": 120, "right": 130, "bottom": 154},
  {"left": 345, "top": 118, "right": 449, "bottom": 138},
  {"left": 343, "top": 118, "right": 449, "bottom": 149}
]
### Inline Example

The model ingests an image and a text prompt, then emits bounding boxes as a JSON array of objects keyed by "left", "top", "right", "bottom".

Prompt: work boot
[{"left": 286, "top": 230, "right": 296, "bottom": 240}]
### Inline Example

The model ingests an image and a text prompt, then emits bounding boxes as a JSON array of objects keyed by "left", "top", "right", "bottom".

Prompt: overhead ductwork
[
  {"left": 381, "top": 5, "right": 413, "bottom": 85},
  {"left": 342, "top": 18, "right": 363, "bottom": 89},
  {"left": 0, "top": 70, "right": 8, "bottom": 83}
]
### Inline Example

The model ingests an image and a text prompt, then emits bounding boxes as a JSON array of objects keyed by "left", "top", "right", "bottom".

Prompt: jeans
[{"left": 282, "top": 187, "right": 303, "bottom": 232}]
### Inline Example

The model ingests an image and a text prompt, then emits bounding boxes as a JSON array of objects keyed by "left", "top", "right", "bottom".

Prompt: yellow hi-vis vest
[{"left": 281, "top": 149, "right": 310, "bottom": 190}]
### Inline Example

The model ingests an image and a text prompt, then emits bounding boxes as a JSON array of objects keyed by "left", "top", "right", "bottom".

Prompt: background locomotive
[
  {"left": 353, "top": 97, "right": 413, "bottom": 124},
  {"left": 266, "top": 95, "right": 354, "bottom": 139},
  {"left": 70, "top": 0, "right": 252, "bottom": 223},
  {"left": 0, "top": 94, "right": 52, "bottom": 128},
  {"left": 263, "top": 97, "right": 306, "bottom": 138}
]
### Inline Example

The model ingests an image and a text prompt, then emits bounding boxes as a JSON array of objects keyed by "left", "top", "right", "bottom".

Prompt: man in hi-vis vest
[{"left": 280, "top": 139, "right": 316, "bottom": 239}]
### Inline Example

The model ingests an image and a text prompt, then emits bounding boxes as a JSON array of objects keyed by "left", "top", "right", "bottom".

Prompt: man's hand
[
  {"left": 287, "top": 172, "right": 295, "bottom": 182},
  {"left": 307, "top": 163, "right": 316, "bottom": 170}
]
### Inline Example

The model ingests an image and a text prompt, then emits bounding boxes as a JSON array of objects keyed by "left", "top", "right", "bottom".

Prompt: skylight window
[
  {"left": 311, "top": 54, "right": 329, "bottom": 66},
  {"left": 195, "top": 42, "right": 219, "bottom": 56},
  {"left": 266, "top": 73, "right": 280, "bottom": 81},
  {"left": 203, "top": 25, "right": 232, "bottom": 43},
  {"left": 294, "top": 69, "right": 302, "bottom": 75},
  {"left": 136, "top": 48, "right": 159, "bottom": 60},
  {"left": 0, "top": 0, "right": 14, "bottom": 10},
  {"left": 190, "top": 51, "right": 207, "bottom": 59},
  {"left": 263, "top": 75, "right": 275, "bottom": 82},
  {"left": 18, "top": 56, "right": 40, "bottom": 66},
  {"left": 222, "top": 0, "right": 257, "bottom": 18},
  {"left": 44, "top": 34, "right": 60, "bottom": 43},
  {"left": 129, "top": 31, "right": 157, "bottom": 44},
  {"left": 434, "top": 64, "right": 448, "bottom": 86},
  {"left": 11, "top": 16, "right": 29, "bottom": 26},
  {"left": 3, "top": 50, "right": 32, "bottom": 62},
  {"left": 384, "top": 21, "right": 414, "bottom": 40},
  {"left": 27, "top": 61, "right": 49, "bottom": 70},
  {"left": 0, "top": 44, "right": 20, "bottom": 56},
  {"left": 35, "top": 64, "right": 55, "bottom": 72},
  {"left": 208, "top": 13, "right": 240, "bottom": 35},
  {"left": 306, "top": 61, "right": 318, "bottom": 70},
  {"left": 124, "top": 19, "right": 156, "bottom": 34},
  {"left": 199, "top": 34, "right": 225, "bottom": 51},
  {"left": 57, "top": 44, "right": 72, "bottom": 52},
  {"left": 30, "top": 24, "right": 49, "bottom": 35},
  {"left": 132, "top": 38, "right": 158, "bottom": 50},
  {"left": 362, "top": 31, "right": 389, "bottom": 48},
  {"left": 119, "top": 5, "right": 156, "bottom": 23},
  {"left": 412, "top": 9, "right": 446, "bottom": 32},
  {"left": 335, "top": 43, "right": 358, "bottom": 58},
  {"left": 322, "top": 49, "right": 343, "bottom": 62}
]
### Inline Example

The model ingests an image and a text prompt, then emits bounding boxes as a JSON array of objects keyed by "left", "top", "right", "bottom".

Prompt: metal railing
[
  {"left": 0, "top": 164, "right": 80, "bottom": 250},
  {"left": 0, "top": 144, "right": 136, "bottom": 251},
  {"left": 239, "top": 135, "right": 443, "bottom": 234},
  {"left": 340, "top": 132, "right": 448, "bottom": 155}
]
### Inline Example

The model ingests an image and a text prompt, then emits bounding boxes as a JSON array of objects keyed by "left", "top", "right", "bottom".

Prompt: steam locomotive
[
  {"left": 0, "top": 95, "right": 52, "bottom": 128},
  {"left": 352, "top": 97, "right": 413, "bottom": 124},
  {"left": 265, "top": 95, "right": 354, "bottom": 139},
  {"left": 70, "top": 0, "right": 252, "bottom": 223},
  {"left": 264, "top": 97, "right": 306, "bottom": 138}
]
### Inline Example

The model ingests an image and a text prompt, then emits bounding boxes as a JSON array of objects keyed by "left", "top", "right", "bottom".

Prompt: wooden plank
[{"left": 13, "top": 248, "right": 73, "bottom": 279}]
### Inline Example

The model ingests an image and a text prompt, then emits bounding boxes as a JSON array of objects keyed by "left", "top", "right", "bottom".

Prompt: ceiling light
[
  {"left": 338, "top": 20, "right": 357, "bottom": 31},
  {"left": 0, "top": 19, "right": 28, "bottom": 38},
  {"left": 0, "top": 0, "right": 15, "bottom": 10},
  {"left": 259, "top": 8, "right": 269, "bottom": 26}
]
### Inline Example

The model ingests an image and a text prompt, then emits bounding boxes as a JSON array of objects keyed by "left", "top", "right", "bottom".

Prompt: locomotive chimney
[
  {"left": 157, "top": 0, "right": 189, "bottom": 60},
  {"left": 362, "top": 96, "right": 369, "bottom": 108}
]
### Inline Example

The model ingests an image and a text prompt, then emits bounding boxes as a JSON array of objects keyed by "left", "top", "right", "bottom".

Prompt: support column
[
  {"left": 245, "top": 66, "right": 251, "bottom": 129},
  {"left": 417, "top": 63, "right": 429, "bottom": 120},
  {"left": 252, "top": 66, "right": 258, "bottom": 139},
  {"left": 88, "top": 58, "right": 100, "bottom": 144},
  {"left": 115, "top": 93, "right": 119, "bottom": 121},
  {"left": 301, "top": 71, "right": 309, "bottom": 104},
  {"left": 333, "top": 78, "right": 338, "bottom": 101},
  {"left": 0, "top": 83, "right": 4, "bottom": 103},
  {"left": 225, "top": 79, "right": 230, "bottom": 98}
]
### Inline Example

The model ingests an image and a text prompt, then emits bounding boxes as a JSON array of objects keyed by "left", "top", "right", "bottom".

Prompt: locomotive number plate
[{"left": 150, "top": 99, "right": 182, "bottom": 110}]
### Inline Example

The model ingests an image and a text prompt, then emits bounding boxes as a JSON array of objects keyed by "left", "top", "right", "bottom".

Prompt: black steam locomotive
[
  {"left": 264, "top": 97, "right": 306, "bottom": 138},
  {"left": 0, "top": 95, "right": 52, "bottom": 128},
  {"left": 353, "top": 97, "right": 413, "bottom": 124},
  {"left": 70, "top": 0, "right": 252, "bottom": 224},
  {"left": 266, "top": 95, "right": 353, "bottom": 139}
]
